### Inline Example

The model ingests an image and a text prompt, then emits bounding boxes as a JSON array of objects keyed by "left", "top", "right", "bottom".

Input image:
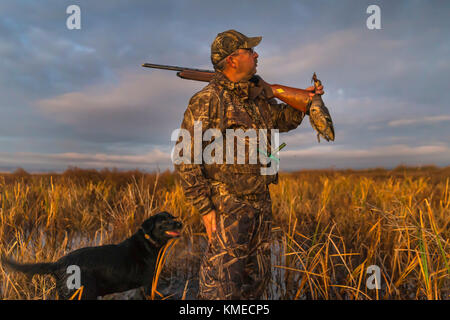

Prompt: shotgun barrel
[{"left": 141, "top": 63, "right": 213, "bottom": 73}]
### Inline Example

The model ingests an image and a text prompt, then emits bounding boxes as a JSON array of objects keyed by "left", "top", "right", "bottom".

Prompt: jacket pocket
[{"left": 224, "top": 166, "right": 268, "bottom": 195}]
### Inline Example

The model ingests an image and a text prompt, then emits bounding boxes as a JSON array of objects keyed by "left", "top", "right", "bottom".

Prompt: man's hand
[
  {"left": 257, "top": 76, "right": 275, "bottom": 99},
  {"left": 248, "top": 75, "right": 274, "bottom": 100},
  {"left": 305, "top": 84, "right": 324, "bottom": 97},
  {"left": 202, "top": 210, "right": 217, "bottom": 242}
]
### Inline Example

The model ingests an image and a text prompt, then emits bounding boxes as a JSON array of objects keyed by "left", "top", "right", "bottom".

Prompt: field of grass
[{"left": 0, "top": 166, "right": 449, "bottom": 300}]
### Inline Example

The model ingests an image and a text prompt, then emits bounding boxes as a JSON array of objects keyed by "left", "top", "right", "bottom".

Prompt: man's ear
[{"left": 225, "top": 55, "right": 237, "bottom": 69}]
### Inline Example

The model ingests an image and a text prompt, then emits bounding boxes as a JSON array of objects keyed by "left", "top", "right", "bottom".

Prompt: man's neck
[{"left": 222, "top": 69, "right": 252, "bottom": 83}]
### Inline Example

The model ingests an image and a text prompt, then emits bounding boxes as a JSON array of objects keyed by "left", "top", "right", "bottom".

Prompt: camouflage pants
[{"left": 198, "top": 182, "right": 272, "bottom": 300}]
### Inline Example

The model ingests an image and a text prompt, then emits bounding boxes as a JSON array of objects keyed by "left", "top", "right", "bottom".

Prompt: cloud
[
  {"left": 0, "top": 25, "right": 105, "bottom": 98},
  {"left": 2, "top": 142, "right": 448, "bottom": 173},
  {"left": 279, "top": 132, "right": 313, "bottom": 147},
  {"left": 0, "top": 148, "right": 172, "bottom": 172},
  {"left": 1, "top": 1, "right": 449, "bottom": 171},
  {"left": 262, "top": 29, "right": 363, "bottom": 77},
  {"left": 388, "top": 115, "right": 450, "bottom": 127},
  {"left": 259, "top": 24, "right": 450, "bottom": 110},
  {"left": 279, "top": 143, "right": 450, "bottom": 170},
  {"left": 283, "top": 144, "right": 448, "bottom": 159},
  {"left": 36, "top": 69, "right": 205, "bottom": 144},
  {"left": 260, "top": 27, "right": 414, "bottom": 85}
]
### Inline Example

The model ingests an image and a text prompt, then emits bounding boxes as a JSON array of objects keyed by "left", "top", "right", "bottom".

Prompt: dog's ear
[
  {"left": 160, "top": 211, "right": 175, "bottom": 220},
  {"left": 141, "top": 216, "right": 156, "bottom": 234}
]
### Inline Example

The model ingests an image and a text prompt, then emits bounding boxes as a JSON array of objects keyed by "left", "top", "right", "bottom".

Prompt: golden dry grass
[{"left": 0, "top": 166, "right": 449, "bottom": 300}]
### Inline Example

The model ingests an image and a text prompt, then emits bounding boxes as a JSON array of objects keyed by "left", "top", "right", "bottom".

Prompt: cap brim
[{"left": 244, "top": 36, "right": 262, "bottom": 48}]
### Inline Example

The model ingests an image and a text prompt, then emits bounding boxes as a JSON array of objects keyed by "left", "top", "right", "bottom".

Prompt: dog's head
[{"left": 140, "top": 212, "right": 182, "bottom": 247}]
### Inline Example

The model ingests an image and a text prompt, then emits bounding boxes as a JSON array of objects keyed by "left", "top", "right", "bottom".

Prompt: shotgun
[{"left": 142, "top": 63, "right": 335, "bottom": 142}]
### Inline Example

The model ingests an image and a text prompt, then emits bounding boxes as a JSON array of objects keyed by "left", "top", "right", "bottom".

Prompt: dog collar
[{"left": 139, "top": 228, "right": 159, "bottom": 247}]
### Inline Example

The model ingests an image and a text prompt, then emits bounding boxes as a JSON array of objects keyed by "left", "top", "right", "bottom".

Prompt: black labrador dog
[{"left": 1, "top": 211, "right": 182, "bottom": 300}]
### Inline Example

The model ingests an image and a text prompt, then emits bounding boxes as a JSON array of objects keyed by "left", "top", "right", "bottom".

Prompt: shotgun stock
[{"left": 177, "top": 69, "right": 214, "bottom": 82}]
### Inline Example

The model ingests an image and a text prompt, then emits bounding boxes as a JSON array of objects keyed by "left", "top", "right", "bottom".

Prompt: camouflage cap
[{"left": 211, "top": 29, "right": 262, "bottom": 67}]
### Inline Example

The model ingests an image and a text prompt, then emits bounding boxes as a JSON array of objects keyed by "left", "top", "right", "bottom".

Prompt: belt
[
  {"left": 239, "top": 192, "right": 270, "bottom": 202},
  {"left": 210, "top": 180, "right": 270, "bottom": 202}
]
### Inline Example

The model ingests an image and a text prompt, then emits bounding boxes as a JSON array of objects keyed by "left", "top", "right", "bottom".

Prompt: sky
[{"left": 0, "top": 0, "right": 449, "bottom": 172}]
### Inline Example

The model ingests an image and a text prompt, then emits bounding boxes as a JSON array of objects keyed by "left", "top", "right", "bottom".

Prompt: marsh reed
[{"left": 0, "top": 166, "right": 448, "bottom": 299}]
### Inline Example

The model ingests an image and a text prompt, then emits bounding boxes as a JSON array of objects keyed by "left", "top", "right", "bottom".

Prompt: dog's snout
[{"left": 175, "top": 221, "right": 182, "bottom": 229}]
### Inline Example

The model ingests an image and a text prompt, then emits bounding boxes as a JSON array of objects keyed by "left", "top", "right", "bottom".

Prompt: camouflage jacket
[{"left": 175, "top": 71, "right": 304, "bottom": 216}]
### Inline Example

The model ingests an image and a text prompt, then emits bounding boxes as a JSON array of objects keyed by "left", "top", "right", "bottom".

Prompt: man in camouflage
[{"left": 175, "top": 30, "right": 323, "bottom": 299}]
